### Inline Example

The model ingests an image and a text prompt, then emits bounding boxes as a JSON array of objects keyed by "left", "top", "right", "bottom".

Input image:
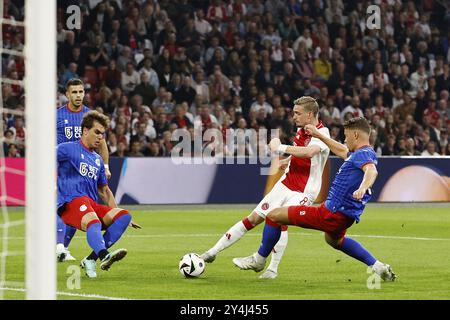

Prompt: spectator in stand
[
  {"left": 42, "top": 1, "right": 450, "bottom": 158},
  {"left": 421, "top": 141, "right": 440, "bottom": 156}
]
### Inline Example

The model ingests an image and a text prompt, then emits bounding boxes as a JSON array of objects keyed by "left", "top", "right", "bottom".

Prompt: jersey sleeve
[
  {"left": 97, "top": 160, "right": 108, "bottom": 187},
  {"left": 309, "top": 127, "right": 330, "bottom": 152},
  {"left": 351, "top": 148, "right": 378, "bottom": 170}
]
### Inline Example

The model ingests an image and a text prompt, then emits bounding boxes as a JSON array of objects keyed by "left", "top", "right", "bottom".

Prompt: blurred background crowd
[{"left": 2, "top": 0, "right": 450, "bottom": 157}]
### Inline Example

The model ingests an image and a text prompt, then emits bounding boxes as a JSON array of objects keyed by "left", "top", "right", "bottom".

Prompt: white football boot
[
  {"left": 372, "top": 261, "right": 397, "bottom": 281},
  {"left": 232, "top": 253, "right": 266, "bottom": 272}
]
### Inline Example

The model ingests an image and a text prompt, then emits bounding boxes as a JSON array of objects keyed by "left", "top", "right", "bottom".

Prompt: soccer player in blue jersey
[
  {"left": 56, "top": 78, "right": 112, "bottom": 262},
  {"left": 233, "top": 117, "right": 397, "bottom": 281},
  {"left": 57, "top": 110, "right": 139, "bottom": 278}
]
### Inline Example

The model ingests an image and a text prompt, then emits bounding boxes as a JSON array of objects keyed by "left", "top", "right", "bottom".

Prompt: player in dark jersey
[
  {"left": 234, "top": 117, "right": 397, "bottom": 282},
  {"left": 56, "top": 78, "right": 112, "bottom": 262},
  {"left": 57, "top": 110, "right": 140, "bottom": 278}
]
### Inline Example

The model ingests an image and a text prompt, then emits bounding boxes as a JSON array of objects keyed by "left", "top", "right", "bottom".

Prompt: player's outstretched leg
[
  {"left": 233, "top": 217, "right": 284, "bottom": 272},
  {"left": 201, "top": 212, "right": 264, "bottom": 263},
  {"left": 259, "top": 228, "right": 288, "bottom": 279},
  {"left": 82, "top": 211, "right": 132, "bottom": 275},
  {"left": 63, "top": 225, "right": 77, "bottom": 261},
  {"left": 56, "top": 215, "right": 67, "bottom": 262},
  {"left": 82, "top": 220, "right": 109, "bottom": 278},
  {"left": 325, "top": 234, "right": 397, "bottom": 281}
]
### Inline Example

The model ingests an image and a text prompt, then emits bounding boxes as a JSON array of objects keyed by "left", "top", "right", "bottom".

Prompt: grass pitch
[{"left": 1, "top": 204, "right": 450, "bottom": 300}]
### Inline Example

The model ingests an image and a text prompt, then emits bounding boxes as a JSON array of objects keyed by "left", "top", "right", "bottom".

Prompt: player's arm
[
  {"left": 278, "top": 155, "right": 291, "bottom": 170},
  {"left": 98, "top": 184, "right": 118, "bottom": 208},
  {"left": 269, "top": 138, "right": 320, "bottom": 158},
  {"left": 304, "top": 124, "right": 349, "bottom": 159},
  {"left": 98, "top": 139, "right": 112, "bottom": 179},
  {"left": 353, "top": 163, "right": 378, "bottom": 200}
]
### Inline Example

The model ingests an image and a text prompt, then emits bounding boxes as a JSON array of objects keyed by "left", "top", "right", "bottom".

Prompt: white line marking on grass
[
  {"left": 5, "top": 233, "right": 450, "bottom": 242},
  {"left": 122, "top": 233, "right": 450, "bottom": 241},
  {"left": 0, "top": 287, "right": 130, "bottom": 300}
]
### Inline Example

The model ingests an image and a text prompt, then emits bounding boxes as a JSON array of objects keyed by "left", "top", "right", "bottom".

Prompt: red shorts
[
  {"left": 287, "top": 203, "right": 354, "bottom": 239},
  {"left": 59, "top": 196, "right": 115, "bottom": 231}
]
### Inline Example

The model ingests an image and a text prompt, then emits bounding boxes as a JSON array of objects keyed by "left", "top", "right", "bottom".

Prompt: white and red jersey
[{"left": 281, "top": 122, "right": 330, "bottom": 200}]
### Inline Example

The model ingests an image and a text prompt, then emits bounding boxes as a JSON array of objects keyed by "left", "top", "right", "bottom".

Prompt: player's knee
[
  {"left": 120, "top": 211, "right": 132, "bottom": 225},
  {"left": 105, "top": 208, "right": 131, "bottom": 227},
  {"left": 81, "top": 212, "right": 100, "bottom": 231},
  {"left": 325, "top": 234, "right": 341, "bottom": 249},
  {"left": 247, "top": 212, "right": 264, "bottom": 226},
  {"left": 267, "top": 208, "right": 284, "bottom": 223}
]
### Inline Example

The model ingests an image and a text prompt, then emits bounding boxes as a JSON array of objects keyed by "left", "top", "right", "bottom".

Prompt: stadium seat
[
  {"left": 83, "top": 66, "right": 98, "bottom": 89},
  {"left": 97, "top": 66, "right": 109, "bottom": 85}
]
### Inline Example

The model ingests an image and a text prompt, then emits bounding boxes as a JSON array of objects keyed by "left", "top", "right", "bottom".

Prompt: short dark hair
[
  {"left": 65, "top": 78, "right": 84, "bottom": 91},
  {"left": 343, "top": 117, "right": 371, "bottom": 135},
  {"left": 81, "top": 110, "right": 110, "bottom": 131}
]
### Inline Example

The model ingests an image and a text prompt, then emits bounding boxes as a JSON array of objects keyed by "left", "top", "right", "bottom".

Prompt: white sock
[
  {"left": 266, "top": 230, "right": 288, "bottom": 273},
  {"left": 372, "top": 260, "right": 383, "bottom": 270},
  {"left": 208, "top": 221, "right": 250, "bottom": 256}
]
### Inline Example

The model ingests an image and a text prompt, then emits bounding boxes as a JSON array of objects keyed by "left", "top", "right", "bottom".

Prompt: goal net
[{"left": 0, "top": 0, "right": 56, "bottom": 299}]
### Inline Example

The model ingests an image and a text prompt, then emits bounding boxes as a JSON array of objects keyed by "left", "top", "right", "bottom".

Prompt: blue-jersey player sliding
[
  {"left": 56, "top": 78, "right": 112, "bottom": 262},
  {"left": 233, "top": 117, "right": 397, "bottom": 282},
  {"left": 57, "top": 110, "right": 140, "bottom": 278}
]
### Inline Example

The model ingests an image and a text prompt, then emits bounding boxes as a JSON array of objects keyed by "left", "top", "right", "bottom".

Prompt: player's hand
[
  {"left": 268, "top": 138, "right": 281, "bottom": 153},
  {"left": 279, "top": 158, "right": 290, "bottom": 170},
  {"left": 130, "top": 221, "right": 142, "bottom": 229},
  {"left": 105, "top": 167, "right": 112, "bottom": 180},
  {"left": 304, "top": 124, "right": 320, "bottom": 138},
  {"left": 353, "top": 187, "right": 367, "bottom": 200}
]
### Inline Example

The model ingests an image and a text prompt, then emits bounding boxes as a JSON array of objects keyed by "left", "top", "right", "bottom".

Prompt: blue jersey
[
  {"left": 57, "top": 105, "right": 90, "bottom": 144},
  {"left": 325, "top": 146, "right": 378, "bottom": 223},
  {"left": 57, "top": 140, "right": 108, "bottom": 209}
]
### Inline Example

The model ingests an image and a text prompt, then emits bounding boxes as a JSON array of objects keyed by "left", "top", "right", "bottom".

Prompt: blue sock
[
  {"left": 56, "top": 215, "right": 66, "bottom": 244},
  {"left": 339, "top": 237, "right": 377, "bottom": 266},
  {"left": 103, "top": 214, "right": 131, "bottom": 248},
  {"left": 86, "top": 222, "right": 106, "bottom": 255},
  {"left": 257, "top": 220, "right": 282, "bottom": 258},
  {"left": 64, "top": 225, "right": 77, "bottom": 248}
]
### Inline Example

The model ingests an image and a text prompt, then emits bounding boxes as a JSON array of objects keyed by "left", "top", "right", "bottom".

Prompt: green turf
[{"left": 1, "top": 204, "right": 449, "bottom": 300}]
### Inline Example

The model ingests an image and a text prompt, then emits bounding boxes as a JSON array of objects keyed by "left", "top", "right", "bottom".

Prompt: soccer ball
[{"left": 179, "top": 253, "right": 205, "bottom": 278}]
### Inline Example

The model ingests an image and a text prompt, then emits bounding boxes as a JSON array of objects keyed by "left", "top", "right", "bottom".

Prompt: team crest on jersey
[
  {"left": 65, "top": 127, "right": 73, "bottom": 139},
  {"left": 261, "top": 202, "right": 270, "bottom": 210},
  {"left": 95, "top": 158, "right": 101, "bottom": 166},
  {"left": 79, "top": 205, "right": 87, "bottom": 212},
  {"left": 81, "top": 154, "right": 84, "bottom": 159}
]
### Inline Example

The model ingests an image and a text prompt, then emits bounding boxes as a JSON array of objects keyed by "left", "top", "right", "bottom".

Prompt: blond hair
[{"left": 294, "top": 96, "right": 319, "bottom": 116}]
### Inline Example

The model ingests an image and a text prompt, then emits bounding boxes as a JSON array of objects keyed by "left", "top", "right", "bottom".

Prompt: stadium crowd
[{"left": 1, "top": 0, "right": 450, "bottom": 158}]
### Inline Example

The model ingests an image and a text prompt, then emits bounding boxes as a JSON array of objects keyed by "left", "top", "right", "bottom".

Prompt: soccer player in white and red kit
[{"left": 201, "top": 96, "right": 330, "bottom": 278}]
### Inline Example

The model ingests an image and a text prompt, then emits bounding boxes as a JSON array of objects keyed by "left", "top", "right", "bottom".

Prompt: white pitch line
[
  {"left": 0, "top": 287, "right": 130, "bottom": 300},
  {"left": 3, "top": 232, "right": 450, "bottom": 242}
]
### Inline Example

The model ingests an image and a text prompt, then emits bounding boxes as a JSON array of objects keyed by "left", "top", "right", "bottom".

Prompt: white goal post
[{"left": 25, "top": 0, "right": 57, "bottom": 300}]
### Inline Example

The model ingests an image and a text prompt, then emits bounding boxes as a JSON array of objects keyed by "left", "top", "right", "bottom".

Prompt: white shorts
[{"left": 254, "top": 180, "right": 313, "bottom": 218}]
